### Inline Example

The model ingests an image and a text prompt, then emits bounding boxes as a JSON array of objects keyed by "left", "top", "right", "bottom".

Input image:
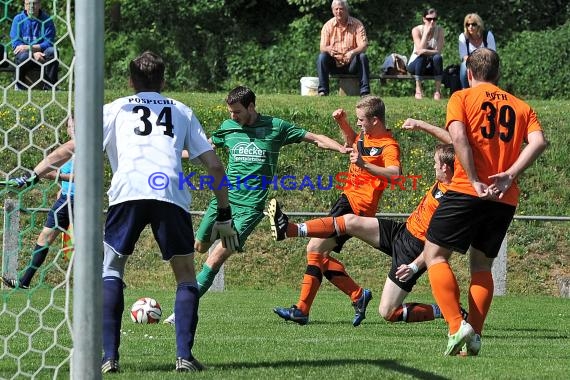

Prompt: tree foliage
[{"left": 99, "top": 0, "right": 569, "bottom": 97}]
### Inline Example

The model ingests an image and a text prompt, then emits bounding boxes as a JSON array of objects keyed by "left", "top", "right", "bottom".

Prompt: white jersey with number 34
[{"left": 102, "top": 91, "right": 212, "bottom": 210}]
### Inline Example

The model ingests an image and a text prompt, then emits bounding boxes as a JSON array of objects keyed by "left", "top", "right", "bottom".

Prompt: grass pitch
[{"left": 2, "top": 288, "right": 568, "bottom": 379}]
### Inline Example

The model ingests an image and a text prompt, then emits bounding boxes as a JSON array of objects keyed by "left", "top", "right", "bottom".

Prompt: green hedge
[{"left": 499, "top": 21, "right": 570, "bottom": 99}]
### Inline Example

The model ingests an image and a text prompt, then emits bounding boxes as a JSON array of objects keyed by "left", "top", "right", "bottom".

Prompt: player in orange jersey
[
  {"left": 272, "top": 96, "right": 401, "bottom": 326},
  {"left": 421, "top": 48, "right": 547, "bottom": 356},
  {"left": 271, "top": 137, "right": 465, "bottom": 324}
]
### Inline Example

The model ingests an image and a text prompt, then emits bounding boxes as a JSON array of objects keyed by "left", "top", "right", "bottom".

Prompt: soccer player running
[
  {"left": 421, "top": 48, "right": 547, "bottom": 356},
  {"left": 273, "top": 96, "right": 401, "bottom": 326},
  {"left": 163, "top": 85, "right": 350, "bottom": 324},
  {"left": 15, "top": 51, "right": 239, "bottom": 373}
]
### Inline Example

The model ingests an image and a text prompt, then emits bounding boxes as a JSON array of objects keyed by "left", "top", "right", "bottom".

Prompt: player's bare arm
[
  {"left": 395, "top": 253, "right": 426, "bottom": 282},
  {"left": 302, "top": 131, "right": 349, "bottom": 153},
  {"left": 350, "top": 149, "right": 400, "bottom": 179},
  {"left": 43, "top": 169, "right": 73, "bottom": 182},
  {"left": 402, "top": 118, "right": 451, "bottom": 144},
  {"left": 488, "top": 130, "right": 547, "bottom": 199},
  {"left": 448, "top": 120, "right": 489, "bottom": 197},
  {"left": 332, "top": 108, "right": 357, "bottom": 146},
  {"left": 34, "top": 140, "right": 76, "bottom": 178}
]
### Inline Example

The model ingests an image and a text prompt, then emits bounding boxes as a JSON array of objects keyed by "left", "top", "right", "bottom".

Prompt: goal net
[{"left": 1, "top": 1, "right": 75, "bottom": 378}]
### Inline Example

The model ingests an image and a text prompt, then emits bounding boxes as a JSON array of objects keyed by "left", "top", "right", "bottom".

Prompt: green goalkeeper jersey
[{"left": 211, "top": 114, "right": 307, "bottom": 209}]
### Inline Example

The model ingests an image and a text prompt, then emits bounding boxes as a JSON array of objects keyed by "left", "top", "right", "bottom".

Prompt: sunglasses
[
  {"left": 466, "top": 23, "right": 479, "bottom": 27},
  {"left": 425, "top": 17, "right": 438, "bottom": 21}
]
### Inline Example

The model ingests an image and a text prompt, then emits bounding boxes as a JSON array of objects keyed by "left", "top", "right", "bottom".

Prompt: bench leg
[{"left": 338, "top": 78, "right": 360, "bottom": 96}]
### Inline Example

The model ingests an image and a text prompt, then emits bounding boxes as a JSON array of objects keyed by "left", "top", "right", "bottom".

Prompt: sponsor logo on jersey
[{"left": 231, "top": 142, "right": 267, "bottom": 163}]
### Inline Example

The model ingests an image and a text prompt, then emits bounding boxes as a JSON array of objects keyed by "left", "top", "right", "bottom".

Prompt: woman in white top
[
  {"left": 458, "top": 13, "right": 496, "bottom": 88},
  {"left": 407, "top": 8, "right": 445, "bottom": 100}
]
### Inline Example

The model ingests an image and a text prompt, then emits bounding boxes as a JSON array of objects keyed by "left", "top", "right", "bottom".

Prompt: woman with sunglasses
[
  {"left": 458, "top": 13, "right": 496, "bottom": 89},
  {"left": 407, "top": 8, "right": 445, "bottom": 100}
]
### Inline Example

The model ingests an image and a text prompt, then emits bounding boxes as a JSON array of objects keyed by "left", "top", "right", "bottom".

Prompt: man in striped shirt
[{"left": 317, "top": 0, "right": 371, "bottom": 96}]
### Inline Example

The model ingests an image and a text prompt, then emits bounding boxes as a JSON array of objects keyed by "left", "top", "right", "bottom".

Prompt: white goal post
[
  {"left": 71, "top": 0, "right": 104, "bottom": 378},
  {"left": 0, "top": 1, "right": 103, "bottom": 379}
]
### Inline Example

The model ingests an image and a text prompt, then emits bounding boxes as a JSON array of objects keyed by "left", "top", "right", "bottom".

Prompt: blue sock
[
  {"left": 19, "top": 244, "right": 49, "bottom": 287},
  {"left": 174, "top": 282, "right": 199, "bottom": 360},
  {"left": 102, "top": 276, "right": 124, "bottom": 360}
]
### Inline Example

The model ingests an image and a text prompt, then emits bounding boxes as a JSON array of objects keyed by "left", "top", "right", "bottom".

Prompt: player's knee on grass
[{"left": 378, "top": 303, "right": 399, "bottom": 322}]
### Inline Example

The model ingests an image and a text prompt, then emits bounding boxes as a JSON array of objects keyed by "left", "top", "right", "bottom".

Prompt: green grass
[
  {"left": 1, "top": 92, "right": 569, "bottom": 377},
  {"left": 2, "top": 92, "right": 568, "bottom": 296},
  {"left": 1, "top": 288, "right": 569, "bottom": 379}
]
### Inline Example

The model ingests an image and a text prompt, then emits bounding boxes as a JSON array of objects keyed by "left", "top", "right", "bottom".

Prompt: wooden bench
[
  {"left": 379, "top": 73, "right": 435, "bottom": 84},
  {"left": 331, "top": 74, "right": 381, "bottom": 96},
  {"left": 331, "top": 73, "right": 435, "bottom": 96}
]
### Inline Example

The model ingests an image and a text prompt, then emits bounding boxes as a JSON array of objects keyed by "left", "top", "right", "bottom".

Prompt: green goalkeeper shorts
[{"left": 195, "top": 200, "right": 265, "bottom": 252}]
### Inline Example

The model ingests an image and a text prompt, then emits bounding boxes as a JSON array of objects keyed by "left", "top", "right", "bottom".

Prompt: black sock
[{"left": 19, "top": 244, "right": 49, "bottom": 287}]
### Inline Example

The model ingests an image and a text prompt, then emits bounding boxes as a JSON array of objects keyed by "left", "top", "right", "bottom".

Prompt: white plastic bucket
[{"left": 300, "top": 77, "right": 319, "bottom": 96}]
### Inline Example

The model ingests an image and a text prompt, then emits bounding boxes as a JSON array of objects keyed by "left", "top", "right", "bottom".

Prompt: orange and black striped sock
[
  {"left": 286, "top": 223, "right": 299, "bottom": 237},
  {"left": 428, "top": 262, "right": 462, "bottom": 334},
  {"left": 468, "top": 271, "right": 494, "bottom": 335},
  {"left": 388, "top": 303, "right": 436, "bottom": 323},
  {"left": 296, "top": 252, "right": 323, "bottom": 315},
  {"left": 323, "top": 256, "right": 362, "bottom": 302},
  {"left": 297, "top": 216, "right": 347, "bottom": 238}
]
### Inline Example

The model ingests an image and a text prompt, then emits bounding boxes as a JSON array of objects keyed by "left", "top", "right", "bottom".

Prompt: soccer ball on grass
[{"left": 130, "top": 297, "right": 162, "bottom": 324}]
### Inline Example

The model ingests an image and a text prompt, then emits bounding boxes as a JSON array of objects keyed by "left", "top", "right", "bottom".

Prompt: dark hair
[
  {"left": 226, "top": 86, "right": 256, "bottom": 108},
  {"left": 466, "top": 48, "right": 500, "bottom": 84},
  {"left": 129, "top": 51, "right": 165, "bottom": 92},
  {"left": 356, "top": 95, "right": 385, "bottom": 124},
  {"left": 435, "top": 143, "right": 455, "bottom": 169},
  {"left": 423, "top": 8, "right": 437, "bottom": 17}
]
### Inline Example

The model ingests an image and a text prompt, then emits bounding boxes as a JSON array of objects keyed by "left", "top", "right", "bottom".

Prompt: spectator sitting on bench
[
  {"left": 10, "top": 0, "right": 58, "bottom": 90},
  {"left": 407, "top": 8, "right": 444, "bottom": 100},
  {"left": 317, "top": 0, "right": 370, "bottom": 97},
  {"left": 458, "top": 13, "right": 496, "bottom": 89}
]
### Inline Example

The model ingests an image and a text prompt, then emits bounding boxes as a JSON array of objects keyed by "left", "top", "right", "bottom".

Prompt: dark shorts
[
  {"left": 377, "top": 218, "right": 426, "bottom": 292},
  {"left": 45, "top": 194, "right": 74, "bottom": 230},
  {"left": 104, "top": 200, "right": 195, "bottom": 260},
  {"left": 329, "top": 193, "right": 356, "bottom": 253},
  {"left": 427, "top": 191, "right": 516, "bottom": 258}
]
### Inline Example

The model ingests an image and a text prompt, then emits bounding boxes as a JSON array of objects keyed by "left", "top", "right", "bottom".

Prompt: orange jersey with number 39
[{"left": 445, "top": 83, "right": 542, "bottom": 206}]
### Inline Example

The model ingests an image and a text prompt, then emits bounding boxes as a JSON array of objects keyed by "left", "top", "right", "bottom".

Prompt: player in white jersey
[{"left": 16, "top": 51, "right": 238, "bottom": 373}]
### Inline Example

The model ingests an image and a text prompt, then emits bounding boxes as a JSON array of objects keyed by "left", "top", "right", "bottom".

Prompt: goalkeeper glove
[
  {"left": 210, "top": 206, "right": 239, "bottom": 252},
  {"left": 7, "top": 172, "right": 39, "bottom": 188}
]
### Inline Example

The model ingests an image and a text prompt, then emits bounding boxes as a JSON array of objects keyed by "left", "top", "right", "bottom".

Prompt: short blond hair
[
  {"left": 463, "top": 13, "right": 485, "bottom": 37},
  {"left": 356, "top": 95, "right": 385, "bottom": 124}
]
